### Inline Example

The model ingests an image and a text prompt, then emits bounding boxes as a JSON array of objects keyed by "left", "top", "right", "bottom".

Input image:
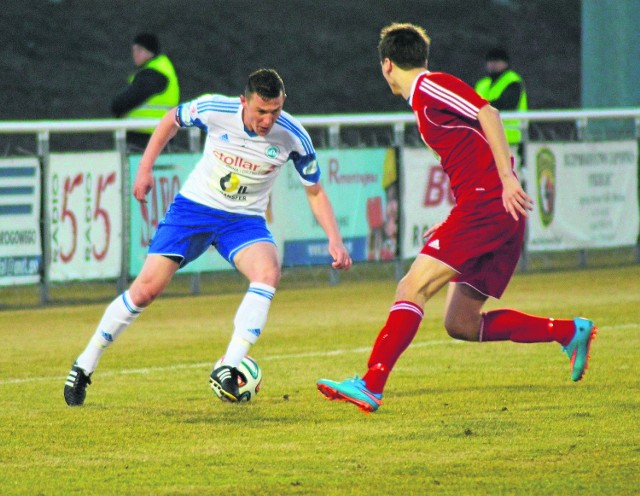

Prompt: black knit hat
[
  {"left": 485, "top": 48, "right": 509, "bottom": 63},
  {"left": 133, "top": 33, "right": 160, "bottom": 54}
]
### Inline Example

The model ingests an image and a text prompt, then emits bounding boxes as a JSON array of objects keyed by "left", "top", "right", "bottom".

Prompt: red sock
[
  {"left": 363, "top": 301, "right": 423, "bottom": 394},
  {"left": 481, "top": 309, "right": 575, "bottom": 346}
]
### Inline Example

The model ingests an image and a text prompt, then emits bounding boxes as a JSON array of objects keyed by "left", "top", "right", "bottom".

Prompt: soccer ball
[{"left": 212, "top": 355, "right": 262, "bottom": 402}]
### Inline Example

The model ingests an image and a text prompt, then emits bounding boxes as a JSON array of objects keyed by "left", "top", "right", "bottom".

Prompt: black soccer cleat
[
  {"left": 209, "top": 365, "right": 240, "bottom": 402},
  {"left": 64, "top": 364, "right": 92, "bottom": 406}
]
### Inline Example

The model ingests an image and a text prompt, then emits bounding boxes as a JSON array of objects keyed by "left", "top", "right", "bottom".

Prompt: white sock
[
  {"left": 75, "top": 291, "right": 144, "bottom": 373},
  {"left": 222, "top": 282, "right": 275, "bottom": 367}
]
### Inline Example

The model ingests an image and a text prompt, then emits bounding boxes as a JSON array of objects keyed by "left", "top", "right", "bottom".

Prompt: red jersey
[{"left": 410, "top": 71, "right": 503, "bottom": 202}]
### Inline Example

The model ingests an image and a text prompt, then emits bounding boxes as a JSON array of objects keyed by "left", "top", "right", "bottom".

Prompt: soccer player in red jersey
[{"left": 317, "top": 22, "right": 597, "bottom": 413}]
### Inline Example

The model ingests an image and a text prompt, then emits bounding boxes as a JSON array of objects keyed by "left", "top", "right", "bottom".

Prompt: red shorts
[{"left": 420, "top": 196, "right": 525, "bottom": 299}]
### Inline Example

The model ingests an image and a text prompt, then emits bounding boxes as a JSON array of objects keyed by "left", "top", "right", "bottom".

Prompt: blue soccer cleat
[
  {"left": 562, "top": 317, "right": 597, "bottom": 382},
  {"left": 317, "top": 376, "right": 382, "bottom": 413}
]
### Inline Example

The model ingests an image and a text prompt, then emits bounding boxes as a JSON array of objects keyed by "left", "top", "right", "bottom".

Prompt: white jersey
[{"left": 176, "top": 94, "right": 319, "bottom": 217}]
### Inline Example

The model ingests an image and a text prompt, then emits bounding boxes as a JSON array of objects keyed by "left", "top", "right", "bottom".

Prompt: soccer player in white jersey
[{"left": 64, "top": 69, "right": 352, "bottom": 406}]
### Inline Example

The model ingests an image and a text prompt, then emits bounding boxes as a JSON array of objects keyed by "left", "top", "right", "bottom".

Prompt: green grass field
[{"left": 1, "top": 265, "right": 638, "bottom": 495}]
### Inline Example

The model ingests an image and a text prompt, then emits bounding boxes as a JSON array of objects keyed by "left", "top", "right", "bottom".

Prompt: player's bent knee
[
  {"left": 253, "top": 268, "right": 280, "bottom": 287},
  {"left": 129, "top": 284, "right": 163, "bottom": 307},
  {"left": 444, "top": 321, "right": 478, "bottom": 342},
  {"left": 267, "top": 268, "right": 281, "bottom": 287}
]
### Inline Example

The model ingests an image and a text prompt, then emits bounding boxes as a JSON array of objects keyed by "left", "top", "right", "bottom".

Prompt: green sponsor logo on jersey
[{"left": 266, "top": 146, "right": 279, "bottom": 159}]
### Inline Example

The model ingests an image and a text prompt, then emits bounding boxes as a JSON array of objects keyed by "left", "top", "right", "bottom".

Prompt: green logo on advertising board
[{"left": 535, "top": 148, "right": 556, "bottom": 228}]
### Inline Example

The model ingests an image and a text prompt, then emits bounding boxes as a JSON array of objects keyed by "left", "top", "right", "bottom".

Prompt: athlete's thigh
[
  {"left": 397, "top": 254, "right": 457, "bottom": 304},
  {"left": 233, "top": 242, "right": 281, "bottom": 285}
]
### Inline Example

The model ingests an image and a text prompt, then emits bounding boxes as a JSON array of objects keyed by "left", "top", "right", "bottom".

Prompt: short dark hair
[
  {"left": 245, "top": 69, "right": 286, "bottom": 100},
  {"left": 133, "top": 33, "right": 160, "bottom": 54},
  {"left": 378, "top": 23, "right": 431, "bottom": 70}
]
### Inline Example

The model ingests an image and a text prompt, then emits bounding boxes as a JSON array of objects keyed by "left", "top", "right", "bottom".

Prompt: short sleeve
[
  {"left": 176, "top": 95, "right": 210, "bottom": 131},
  {"left": 277, "top": 113, "right": 320, "bottom": 185},
  {"left": 175, "top": 94, "right": 241, "bottom": 132}
]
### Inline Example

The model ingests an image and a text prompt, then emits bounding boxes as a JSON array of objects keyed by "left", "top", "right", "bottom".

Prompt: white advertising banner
[
  {"left": 400, "top": 148, "right": 455, "bottom": 259},
  {"left": 525, "top": 141, "right": 639, "bottom": 252},
  {"left": 48, "top": 152, "right": 122, "bottom": 280},
  {"left": 0, "top": 158, "right": 42, "bottom": 286}
]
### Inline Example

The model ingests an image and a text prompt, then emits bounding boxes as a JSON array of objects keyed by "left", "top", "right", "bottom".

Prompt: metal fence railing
[{"left": 0, "top": 108, "right": 638, "bottom": 305}]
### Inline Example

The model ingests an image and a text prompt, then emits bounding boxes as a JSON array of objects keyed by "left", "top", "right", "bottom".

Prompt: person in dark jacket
[
  {"left": 475, "top": 48, "right": 528, "bottom": 147},
  {"left": 111, "top": 33, "right": 180, "bottom": 150}
]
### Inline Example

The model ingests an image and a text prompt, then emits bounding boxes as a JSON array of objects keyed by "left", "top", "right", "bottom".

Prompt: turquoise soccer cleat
[
  {"left": 563, "top": 317, "right": 598, "bottom": 382},
  {"left": 317, "top": 376, "right": 382, "bottom": 413}
]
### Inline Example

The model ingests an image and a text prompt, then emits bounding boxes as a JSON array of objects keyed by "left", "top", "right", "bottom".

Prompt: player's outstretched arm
[
  {"left": 304, "top": 182, "right": 352, "bottom": 271},
  {"left": 132, "top": 108, "right": 180, "bottom": 203}
]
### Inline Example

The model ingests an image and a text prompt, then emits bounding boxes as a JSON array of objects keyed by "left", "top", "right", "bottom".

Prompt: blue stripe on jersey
[
  {"left": 198, "top": 99, "right": 239, "bottom": 107},
  {"left": 276, "top": 115, "right": 314, "bottom": 155},
  {"left": 197, "top": 100, "right": 240, "bottom": 112},
  {"left": 248, "top": 287, "right": 275, "bottom": 300},
  {"left": 192, "top": 118, "right": 208, "bottom": 131},
  {"left": 197, "top": 104, "right": 239, "bottom": 114}
]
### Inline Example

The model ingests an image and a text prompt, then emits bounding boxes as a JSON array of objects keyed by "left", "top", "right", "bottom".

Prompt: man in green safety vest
[
  {"left": 111, "top": 33, "right": 180, "bottom": 150},
  {"left": 475, "top": 48, "right": 528, "bottom": 164}
]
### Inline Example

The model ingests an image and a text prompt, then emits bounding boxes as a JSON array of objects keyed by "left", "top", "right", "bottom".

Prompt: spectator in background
[
  {"left": 475, "top": 48, "right": 528, "bottom": 168},
  {"left": 111, "top": 33, "right": 180, "bottom": 150}
]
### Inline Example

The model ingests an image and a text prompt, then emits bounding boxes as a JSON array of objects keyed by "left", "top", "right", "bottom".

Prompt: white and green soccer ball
[{"left": 212, "top": 355, "right": 262, "bottom": 402}]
